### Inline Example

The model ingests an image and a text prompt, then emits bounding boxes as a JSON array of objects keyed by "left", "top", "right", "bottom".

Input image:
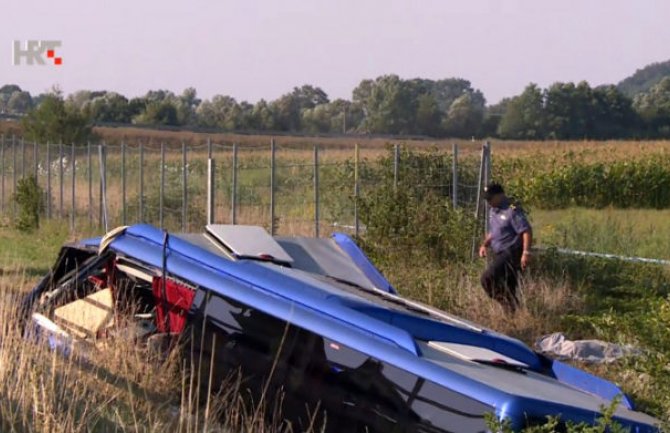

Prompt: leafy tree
[
  {"left": 6, "top": 91, "right": 33, "bottom": 113},
  {"left": 353, "top": 75, "right": 414, "bottom": 134},
  {"left": 442, "top": 91, "right": 485, "bottom": 137},
  {"left": 250, "top": 99, "right": 276, "bottom": 130},
  {"left": 272, "top": 85, "right": 329, "bottom": 131},
  {"left": 131, "top": 90, "right": 181, "bottom": 126},
  {"left": 300, "top": 99, "right": 362, "bottom": 133},
  {"left": 590, "top": 85, "right": 639, "bottom": 138},
  {"left": 618, "top": 59, "right": 670, "bottom": 98},
  {"left": 497, "top": 84, "right": 546, "bottom": 139},
  {"left": 21, "top": 90, "right": 93, "bottom": 144},
  {"left": 633, "top": 76, "right": 670, "bottom": 136},
  {"left": 196, "top": 95, "right": 243, "bottom": 130},
  {"left": 430, "top": 78, "right": 475, "bottom": 114},
  {"left": 176, "top": 87, "right": 200, "bottom": 125},
  {"left": 83, "top": 92, "right": 133, "bottom": 123},
  {"left": 481, "top": 98, "right": 510, "bottom": 137},
  {"left": 415, "top": 94, "right": 441, "bottom": 136},
  {"left": 0, "top": 84, "right": 29, "bottom": 113},
  {"left": 134, "top": 100, "right": 179, "bottom": 126}
]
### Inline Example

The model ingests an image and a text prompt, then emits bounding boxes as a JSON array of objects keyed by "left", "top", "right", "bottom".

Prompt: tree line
[{"left": 2, "top": 73, "right": 670, "bottom": 142}]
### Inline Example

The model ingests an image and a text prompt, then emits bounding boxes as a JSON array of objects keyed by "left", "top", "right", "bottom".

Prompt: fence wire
[{"left": 0, "top": 136, "right": 491, "bottom": 245}]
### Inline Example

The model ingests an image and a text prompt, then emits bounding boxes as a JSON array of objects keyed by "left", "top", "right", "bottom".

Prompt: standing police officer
[{"left": 478, "top": 183, "right": 532, "bottom": 313}]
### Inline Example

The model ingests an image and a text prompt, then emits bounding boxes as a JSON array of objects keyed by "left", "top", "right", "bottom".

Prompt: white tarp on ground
[{"left": 534, "top": 332, "right": 640, "bottom": 363}]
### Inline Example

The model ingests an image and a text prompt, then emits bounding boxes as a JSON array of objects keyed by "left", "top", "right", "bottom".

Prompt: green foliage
[
  {"left": 485, "top": 397, "right": 629, "bottom": 433},
  {"left": 21, "top": 91, "right": 93, "bottom": 144},
  {"left": 497, "top": 82, "right": 638, "bottom": 140},
  {"left": 126, "top": 162, "right": 205, "bottom": 230},
  {"left": 352, "top": 76, "right": 486, "bottom": 136},
  {"left": 359, "top": 147, "right": 479, "bottom": 263},
  {"left": 12, "top": 176, "right": 44, "bottom": 232},
  {"left": 497, "top": 84, "right": 546, "bottom": 139},
  {"left": 633, "top": 77, "right": 670, "bottom": 136},
  {"left": 496, "top": 154, "right": 670, "bottom": 209},
  {"left": 618, "top": 59, "right": 670, "bottom": 98}
]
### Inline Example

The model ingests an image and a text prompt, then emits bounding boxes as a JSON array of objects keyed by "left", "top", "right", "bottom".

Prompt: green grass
[
  {"left": 532, "top": 207, "right": 670, "bottom": 260},
  {"left": 0, "top": 219, "right": 99, "bottom": 278}
]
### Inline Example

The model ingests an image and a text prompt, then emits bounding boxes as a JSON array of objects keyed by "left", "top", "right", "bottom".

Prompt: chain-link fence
[{"left": 0, "top": 135, "right": 492, "bottom": 242}]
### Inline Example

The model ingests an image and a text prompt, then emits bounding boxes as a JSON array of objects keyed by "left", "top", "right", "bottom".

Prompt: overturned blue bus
[{"left": 20, "top": 224, "right": 660, "bottom": 432}]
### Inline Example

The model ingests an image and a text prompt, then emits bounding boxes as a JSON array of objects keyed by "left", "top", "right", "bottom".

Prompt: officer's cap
[{"left": 484, "top": 182, "right": 504, "bottom": 200}]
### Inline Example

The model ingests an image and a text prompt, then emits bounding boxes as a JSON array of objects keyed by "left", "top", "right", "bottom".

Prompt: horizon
[{"left": 2, "top": 1, "right": 669, "bottom": 105}]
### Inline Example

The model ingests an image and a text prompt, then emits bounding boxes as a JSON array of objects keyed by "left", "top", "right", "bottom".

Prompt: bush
[
  {"left": 12, "top": 176, "right": 44, "bottom": 232},
  {"left": 357, "top": 146, "right": 480, "bottom": 264}
]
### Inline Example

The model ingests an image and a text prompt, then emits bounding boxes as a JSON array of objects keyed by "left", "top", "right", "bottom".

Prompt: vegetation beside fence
[{"left": 498, "top": 153, "right": 670, "bottom": 209}]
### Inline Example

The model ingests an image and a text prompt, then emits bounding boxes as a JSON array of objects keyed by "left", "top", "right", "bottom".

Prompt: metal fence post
[
  {"left": 0, "top": 135, "right": 4, "bottom": 214},
  {"left": 12, "top": 135, "right": 17, "bottom": 217},
  {"left": 98, "top": 143, "right": 108, "bottom": 232},
  {"left": 87, "top": 141, "right": 92, "bottom": 224},
  {"left": 452, "top": 143, "right": 458, "bottom": 208},
  {"left": 207, "top": 157, "right": 215, "bottom": 225},
  {"left": 121, "top": 141, "right": 127, "bottom": 225},
  {"left": 159, "top": 142, "right": 165, "bottom": 229},
  {"left": 139, "top": 142, "right": 144, "bottom": 222},
  {"left": 59, "top": 142, "right": 64, "bottom": 218},
  {"left": 33, "top": 140, "right": 38, "bottom": 180},
  {"left": 21, "top": 137, "right": 25, "bottom": 179},
  {"left": 231, "top": 143, "right": 238, "bottom": 225},
  {"left": 471, "top": 143, "right": 487, "bottom": 259},
  {"left": 270, "top": 138, "right": 276, "bottom": 235},
  {"left": 314, "top": 145, "right": 320, "bottom": 237},
  {"left": 393, "top": 143, "right": 399, "bottom": 191},
  {"left": 182, "top": 140, "right": 187, "bottom": 231},
  {"left": 46, "top": 142, "right": 51, "bottom": 219},
  {"left": 484, "top": 141, "right": 492, "bottom": 232},
  {"left": 354, "top": 143, "right": 360, "bottom": 238},
  {"left": 71, "top": 142, "right": 76, "bottom": 231}
]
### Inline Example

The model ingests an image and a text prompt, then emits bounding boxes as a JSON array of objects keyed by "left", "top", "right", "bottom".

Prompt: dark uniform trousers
[{"left": 480, "top": 245, "right": 522, "bottom": 313}]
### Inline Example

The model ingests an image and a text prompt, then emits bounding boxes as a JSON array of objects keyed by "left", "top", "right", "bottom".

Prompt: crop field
[{"left": 2, "top": 128, "right": 670, "bottom": 431}]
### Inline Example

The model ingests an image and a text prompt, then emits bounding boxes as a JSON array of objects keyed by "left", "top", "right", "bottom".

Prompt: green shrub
[{"left": 12, "top": 176, "right": 44, "bottom": 232}]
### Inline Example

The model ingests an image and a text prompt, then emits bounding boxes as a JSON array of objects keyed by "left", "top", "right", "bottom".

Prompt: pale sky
[{"left": 2, "top": 0, "right": 669, "bottom": 104}]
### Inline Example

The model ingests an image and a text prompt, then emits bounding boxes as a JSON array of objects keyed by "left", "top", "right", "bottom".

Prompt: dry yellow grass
[{"left": 0, "top": 273, "right": 321, "bottom": 433}]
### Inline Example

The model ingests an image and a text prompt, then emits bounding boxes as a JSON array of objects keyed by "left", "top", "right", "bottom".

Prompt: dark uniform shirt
[{"left": 489, "top": 199, "right": 531, "bottom": 254}]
